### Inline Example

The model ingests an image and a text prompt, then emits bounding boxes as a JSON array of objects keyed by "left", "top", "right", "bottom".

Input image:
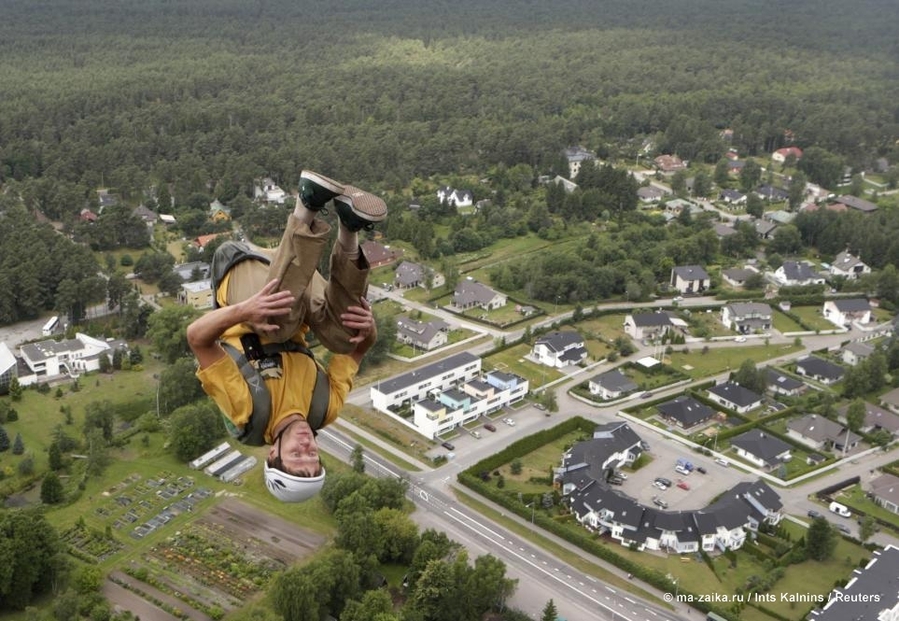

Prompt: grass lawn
[
  {"left": 482, "top": 344, "right": 564, "bottom": 386},
  {"left": 685, "top": 308, "right": 734, "bottom": 338},
  {"left": 841, "top": 484, "right": 899, "bottom": 530},
  {"left": 667, "top": 342, "right": 803, "bottom": 378},
  {"left": 577, "top": 313, "right": 630, "bottom": 343},
  {"left": 773, "top": 310, "right": 804, "bottom": 333},
  {"left": 788, "top": 306, "right": 838, "bottom": 332}
]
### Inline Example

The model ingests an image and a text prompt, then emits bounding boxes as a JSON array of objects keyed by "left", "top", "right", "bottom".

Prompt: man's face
[{"left": 268, "top": 419, "right": 321, "bottom": 477}]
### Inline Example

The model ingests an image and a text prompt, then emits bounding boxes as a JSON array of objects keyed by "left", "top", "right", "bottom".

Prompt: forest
[{"left": 1, "top": 0, "right": 897, "bottom": 324}]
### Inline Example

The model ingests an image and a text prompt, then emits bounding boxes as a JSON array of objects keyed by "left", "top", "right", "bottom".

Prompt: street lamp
[{"left": 525, "top": 501, "right": 535, "bottom": 523}]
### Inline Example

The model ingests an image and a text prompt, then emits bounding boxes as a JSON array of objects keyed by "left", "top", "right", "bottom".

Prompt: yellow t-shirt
[
  {"left": 196, "top": 341, "right": 357, "bottom": 443},
  {"left": 196, "top": 269, "right": 358, "bottom": 443}
]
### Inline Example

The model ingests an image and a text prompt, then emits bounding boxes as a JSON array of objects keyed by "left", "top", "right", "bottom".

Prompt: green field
[
  {"left": 773, "top": 310, "right": 805, "bottom": 333},
  {"left": 788, "top": 306, "right": 839, "bottom": 331},
  {"left": 483, "top": 343, "right": 564, "bottom": 388},
  {"left": 667, "top": 342, "right": 803, "bottom": 378}
]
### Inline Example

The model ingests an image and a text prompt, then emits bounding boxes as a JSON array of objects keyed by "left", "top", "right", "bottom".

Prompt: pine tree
[
  {"left": 40, "top": 472, "right": 65, "bottom": 504},
  {"left": 541, "top": 599, "right": 558, "bottom": 621},
  {"left": 12, "top": 433, "right": 24, "bottom": 455},
  {"left": 0, "top": 426, "right": 10, "bottom": 452},
  {"left": 48, "top": 442, "right": 63, "bottom": 470}
]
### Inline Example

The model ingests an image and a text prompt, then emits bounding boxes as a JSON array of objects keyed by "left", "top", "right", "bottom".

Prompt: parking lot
[{"left": 618, "top": 425, "right": 754, "bottom": 512}]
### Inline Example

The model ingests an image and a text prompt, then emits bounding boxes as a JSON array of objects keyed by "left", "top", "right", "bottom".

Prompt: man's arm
[{"left": 187, "top": 279, "right": 294, "bottom": 369}]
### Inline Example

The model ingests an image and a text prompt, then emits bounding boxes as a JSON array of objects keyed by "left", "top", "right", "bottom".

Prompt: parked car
[
  {"left": 615, "top": 472, "right": 628, "bottom": 480},
  {"left": 653, "top": 480, "right": 669, "bottom": 491},
  {"left": 534, "top": 403, "right": 546, "bottom": 411},
  {"left": 714, "top": 457, "right": 729, "bottom": 467},
  {"left": 503, "top": 418, "right": 515, "bottom": 426},
  {"left": 655, "top": 477, "right": 672, "bottom": 487},
  {"left": 484, "top": 423, "right": 497, "bottom": 432},
  {"left": 696, "top": 466, "right": 707, "bottom": 474},
  {"left": 677, "top": 480, "right": 690, "bottom": 490},
  {"left": 735, "top": 336, "right": 747, "bottom": 343},
  {"left": 807, "top": 510, "right": 822, "bottom": 519},
  {"left": 441, "top": 441, "right": 455, "bottom": 451},
  {"left": 829, "top": 501, "right": 851, "bottom": 518},
  {"left": 675, "top": 465, "right": 691, "bottom": 476},
  {"left": 608, "top": 477, "right": 624, "bottom": 486},
  {"left": 836, "top": 524, "right": 851, "bottom": 535},
  {"left": 470, "top": 430, "right": 481, "bottom": 439},
  {"left": 673, "top": 296, "right": 684, "bottom": 302},
  {"left": 652, "top": 496, "right": 669, "bottom": 509}
]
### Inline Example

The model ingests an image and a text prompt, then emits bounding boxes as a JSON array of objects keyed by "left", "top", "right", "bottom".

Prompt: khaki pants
[{"left": 223, "top": 215, "right": 369, "bottom": 354}]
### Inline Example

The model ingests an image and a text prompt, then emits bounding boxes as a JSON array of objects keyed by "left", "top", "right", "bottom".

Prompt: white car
[
  {"left": 735, "top": 336, "right": 747, "bottom": 343},
  {"left": 503, "top": 418, "right": 515, "bottom": 426},
  {"left": 715, "top": 457, "right": 730, "bottom": 467}
]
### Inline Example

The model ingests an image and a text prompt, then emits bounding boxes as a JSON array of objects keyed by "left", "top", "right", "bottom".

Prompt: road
[{"left": 319, "top": 427, "right": 689, "bottom": 621}]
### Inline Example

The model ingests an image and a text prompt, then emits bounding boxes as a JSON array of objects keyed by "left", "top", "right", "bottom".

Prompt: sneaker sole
[
  {"left": 337, "top": 185, "right": 388, "bottom": 222},
  {"left": 300, "top": 170, "right": 344, "bottom": 195}
]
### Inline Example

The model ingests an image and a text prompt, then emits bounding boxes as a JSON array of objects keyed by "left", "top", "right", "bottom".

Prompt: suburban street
[{"left": 336, "top": 286, "right": 899, "bottom": 621}]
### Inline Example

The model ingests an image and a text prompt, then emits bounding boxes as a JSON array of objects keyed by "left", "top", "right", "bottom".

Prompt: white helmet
[{"left": 263, "top": 461, "right": 326, "bottom": 503}]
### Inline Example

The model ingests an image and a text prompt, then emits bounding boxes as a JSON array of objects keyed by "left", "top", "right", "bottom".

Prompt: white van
[{"left": 829, "top": 501, "right": 851, "bottom": 518}]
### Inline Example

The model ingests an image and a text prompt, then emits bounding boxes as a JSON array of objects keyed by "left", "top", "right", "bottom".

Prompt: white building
[
  {"left": 253, "top": 178, "right": 288, "bottom": 204},
  {"left": 532, "top": 331, "right": 587, "bottom": 368},
  {"left": 823, "top": 298, "right": 872, "bottom": 328},
  {"left": 371, "top": 352, "right": 481, "bottom": 413},
  {"left": 830, "top": 250, "right": 871, "bottom": 280},
  {"left": 0, "top": 343, "right": 17, "bottom": 394},
  {"left": 19, "top": 333, "right": 125, "bottom": 378},
  {"left": 720, "top": 302, "right": 772, "bottom": 334},
  {"left": 411, "top": 370, "right": 528, "bottom": 438}
]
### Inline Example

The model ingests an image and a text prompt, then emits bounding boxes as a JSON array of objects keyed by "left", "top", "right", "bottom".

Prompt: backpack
[{"left": 211, "top": 240, "right": 330, "bottom": 445}]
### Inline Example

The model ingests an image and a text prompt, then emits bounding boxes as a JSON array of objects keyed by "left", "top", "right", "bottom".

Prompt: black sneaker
[
  {"left": 299, "top": 170, "right": 344, "bottom": 211},
  {"left": 333, "top": 186, "right": 388, "bottom": 232}
]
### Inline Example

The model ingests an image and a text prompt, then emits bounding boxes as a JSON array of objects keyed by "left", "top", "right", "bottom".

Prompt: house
[
  {"left": 172, "top": 261, "right": 210, "bottom": 283},
  {"left": 395, "top": 316, "right": 449, "bottom": 352},
  {"left": 786, "top": 414, "right": 860, "bottom": 452},
  {"left": 756, "top": 185, "right": 789, "bottom": 202},
  {"left": 823, "top": 298, "right": 871, "bottom": 328},
  {"left": 132, "top": 205, "right": 158, "bottom": 225},
  {"left": 452, "top": 279, "right": 507, "bottom": 311},
  {"left": 657, "top": 396, "right": 715, "bottom": 429},
  {"left": 766, "top": 369, "right": 806, "bottom": 397},
  {"left": 97, "top": 190, "right": 118, "bottom": 210},
  {"left": 834, "top": 194, "right": 878, "bottom": 213},
  {"left": 436, "top": 187, "right": 474, "bottom": 209},
  {"left": 720, "top": 302, "right": 772, "bottom": 334},
  {"left": 670, "top": 265, "right": 710, "bottom": 294},
  {"left": 532, "top": 331, "right": 587, "bottom": 368},
  {"left": 729, "top": 430, "right": 792, "bottom": 469},
  {"left": 159, "top": 214, "right": 177, "bottom": 225},
  {"left": 719, "top": 189, "right": 746, "bottom": 205},
  {"left": 766, "top": 210, "right": 796, "bottom": 225},
  {"left": 663, "top": 199, "right": 702, "bottom": 217},
  {"left": 552, "top": 175, "right": 578, "bottom": 193},
  {"left": 588, "top": 369, "right": 638, "bottom": 400},
  {"left": 830, "top": 250, "right": 871, "bottom": 280},
  {"left": 19, "top": 334, "right": 125, "bottom": 377},
  {"left": 707, "top": 382, "right": 763, "bottom": 414},
  {"left": 557, "top": 422, "right": 645, "bottom": 494},
  {"left": 839, "top": 401, "right": 899, "bottom": 437},
  {"left": 771, "top": 146, "right": 803, "bottom": 163},
  {"left": 841, "top": 341, "right": 875, "bottom": 367},
  {"left": 254, "top": 178, "right": 288, "bottom": 204},
  {"left": 722, "top": 267, "right": 759, "bottom": 288},
  {"left": 870, "top": 474, "right": 899, "bottom": 514},
  {"left": 808, "top": 545, "right": 899, "bottom": 621},
  {"left": 209, "top": 199, "right": 231, "bottom": 222},
  {"left": 193, "top": 233, "right": 223, "bottom": 251},
  {"left": 726, "top": 159, "right": 746, "bottom": 175},
  {"left": 637, "top": 186, "right": 666, "bottom": 204},
  {"left": 564, "top": 146, "right": 595, "bottom": 179},
  {"left": 178, "top": 279, "right": 213, "bottom": 309},
  {"left": 394, "top": 261, "right": 444, "bottom": 290},
  {"left": 80, "top": 208, "right": 98, "bottom": 223},
  {"left": 795, "top": 356, "right": 845, "bottom": 385},
  {"left": 653, "top": 154, "right": 686, "bottom": 173},
  {"left": 714, "top": 223, "right": 738, "bottom": 238},
  {"left": 361, "top": 240, "right": 402, "bottom": 268},
  {"left": 755, "top": 219, "right": 778, "bottom": 239},
  {"left": 624, "top": 311, "right": 678, "bottom": 341},
  {"left": 773, "top": 261, "right": 825, "bottom": 286},
  {"left": 0, "top": 342, "right": 17, "bottom": 395}
]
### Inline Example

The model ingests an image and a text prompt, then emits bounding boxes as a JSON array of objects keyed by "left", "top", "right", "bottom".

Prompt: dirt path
[{"left": 104, "top": 572, "right": 214, "bottom": 621}]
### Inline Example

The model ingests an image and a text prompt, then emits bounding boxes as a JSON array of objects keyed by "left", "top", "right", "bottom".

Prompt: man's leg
[
  {"left": 307, "top": 185, "right": 387, "bottom": 354},
  {"left": 261, "top": 171, "right": 344, "bottom": 343}
]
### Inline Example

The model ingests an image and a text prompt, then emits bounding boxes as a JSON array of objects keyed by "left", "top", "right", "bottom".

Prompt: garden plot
[{"left": 119, "top": 498, "right": 326, "bottom": 617}]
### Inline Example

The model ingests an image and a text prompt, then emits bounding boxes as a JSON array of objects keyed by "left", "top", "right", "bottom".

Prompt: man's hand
[
  {"left": 239, "top": 279, "right": 295, "bottom": 334},
  {"left": 341, "top": 297, "right": 377, "bottom": 360}
]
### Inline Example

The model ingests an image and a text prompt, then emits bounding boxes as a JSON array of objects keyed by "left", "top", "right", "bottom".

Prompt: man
[{"left": 186, "top": 170, "right": 386, "bottom": 502}]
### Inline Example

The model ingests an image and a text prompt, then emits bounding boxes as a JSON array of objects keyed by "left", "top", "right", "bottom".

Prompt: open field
[
  {"left": 483, "top": 343, "right": 564, "bottom": 387},
  {"left": 667, "top": 342, "right": 803, "bottom": 378}
]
